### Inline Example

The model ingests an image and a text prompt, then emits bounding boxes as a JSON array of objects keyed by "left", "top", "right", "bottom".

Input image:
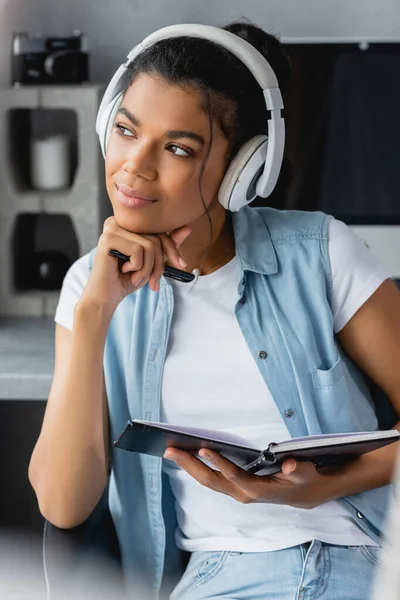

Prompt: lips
[
  {"left": 116, "top": 184, "right": 157, "bottom": 202},
  {"left": 115, "top": 184, "right": 157, "bottom": 209}
]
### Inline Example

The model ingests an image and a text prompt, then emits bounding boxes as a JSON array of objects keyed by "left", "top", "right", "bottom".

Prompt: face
[{"left": 105, "top": 73, "right": 231, "bottom": 235}]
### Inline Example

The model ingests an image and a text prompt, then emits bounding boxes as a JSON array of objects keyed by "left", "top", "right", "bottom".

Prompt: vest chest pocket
[
  {"left": 312, "top": 356, "right": 344, "bottom": 390},
  {"left": 311, "top": 356, "right": 374, "bottom": 433}
]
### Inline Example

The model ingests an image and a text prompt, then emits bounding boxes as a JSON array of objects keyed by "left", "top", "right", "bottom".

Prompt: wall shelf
[
  {"left": 0, "top": 84, "right": 104, "bottom": 317},
  {"left": 7, "top": 107, "right": 79, "bottom": 193}
]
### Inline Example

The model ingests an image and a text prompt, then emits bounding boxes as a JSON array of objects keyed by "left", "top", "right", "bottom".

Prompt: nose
[{"left": 122, "top": 141, "right": 157, "bottom": 180}]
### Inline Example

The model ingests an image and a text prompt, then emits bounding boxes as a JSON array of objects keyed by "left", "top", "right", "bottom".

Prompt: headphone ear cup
[
  {"left": 98, "top": 92, "right": 123, "bottom": 157},
  {"left": 218, "top": 135, "right": 268, "bottom": 212}
]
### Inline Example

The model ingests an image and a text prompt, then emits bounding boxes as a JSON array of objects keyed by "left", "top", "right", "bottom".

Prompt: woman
[{"left": 29, "top": 21, "right": 400, "bottom": 600}]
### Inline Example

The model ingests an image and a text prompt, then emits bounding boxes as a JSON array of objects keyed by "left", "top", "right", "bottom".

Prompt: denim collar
[{"left": 232, "top": 206, "right": 278, "bottom": 275}]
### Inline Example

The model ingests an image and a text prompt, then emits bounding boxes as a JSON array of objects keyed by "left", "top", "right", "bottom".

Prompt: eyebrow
[{"left": 117, "top": 107, "right": 205, "bottom": 146}]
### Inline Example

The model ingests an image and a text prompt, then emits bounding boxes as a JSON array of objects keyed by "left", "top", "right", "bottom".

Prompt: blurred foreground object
[
  {"left": 0, "top": 523, "right": 128, "bottom": 599},
  {"left": 370, "top": 448, "right": 400, "bottom": 600}
]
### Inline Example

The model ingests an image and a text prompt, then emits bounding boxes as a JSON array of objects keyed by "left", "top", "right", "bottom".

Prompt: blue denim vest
[{"left": 89, "top": 207, "right": 392, "bottom": 599}]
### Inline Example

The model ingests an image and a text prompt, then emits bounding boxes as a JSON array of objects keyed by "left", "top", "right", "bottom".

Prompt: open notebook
[{"left": 114, "top": 419, "right": 400, "bottom": 475}]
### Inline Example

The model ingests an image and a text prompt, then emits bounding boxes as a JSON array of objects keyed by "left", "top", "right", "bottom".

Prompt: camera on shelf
[{"left": 12, "top": 30, "right": 89, "bottom": 85}]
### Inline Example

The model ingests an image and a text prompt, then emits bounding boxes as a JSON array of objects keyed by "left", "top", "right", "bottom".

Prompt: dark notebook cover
[{"left": 114, "top": 420, "right": 400, "bottom": 475}]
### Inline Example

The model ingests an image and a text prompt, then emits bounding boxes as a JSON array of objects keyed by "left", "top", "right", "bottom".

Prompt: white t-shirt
[{"left": 55, "top": 217, "right": 389, "bottom": 552}]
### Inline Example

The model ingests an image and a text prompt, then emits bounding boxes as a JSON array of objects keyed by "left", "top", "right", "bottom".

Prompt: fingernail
[
  {"left": 199, "top": 450, "right": 212, "bottom": 461},
  {"left": 178, "top": 257, "right": 188, "bottom": 268},
  {"left": 132, "top": 277, "right": 143, "bottom": 288},
  {"left": 164, "top": 450, "right": 178, "bottom": 460}
]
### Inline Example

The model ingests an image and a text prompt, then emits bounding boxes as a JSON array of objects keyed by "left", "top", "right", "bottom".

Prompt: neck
[{"left": 177, "top": 207, "right": 236, "bottom": 276}]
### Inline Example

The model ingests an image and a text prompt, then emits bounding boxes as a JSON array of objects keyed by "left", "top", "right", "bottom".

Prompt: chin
[
  {"left": 111, "top": 207, "right": 161, "bottom": 235},
  {"left": 113, "top": 212, "right": 150, "bottom": 233}
]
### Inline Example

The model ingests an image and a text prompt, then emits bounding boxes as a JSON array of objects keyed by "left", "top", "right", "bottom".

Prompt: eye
[
  {"left": 168, "top": 144, "right": 193, "bottom": 158},
  {"left": 113, "top": 122, "right": 136, "bottom": 138}
]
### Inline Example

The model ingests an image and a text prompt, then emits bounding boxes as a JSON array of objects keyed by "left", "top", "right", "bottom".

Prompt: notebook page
[{"left": 272, "top": 430, "right": 399, "bottom": 453}]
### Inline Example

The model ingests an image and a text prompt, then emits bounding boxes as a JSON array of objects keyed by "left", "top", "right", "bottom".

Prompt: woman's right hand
[{"left": 80, "top": 216, "right": 192, "bottom": 313}]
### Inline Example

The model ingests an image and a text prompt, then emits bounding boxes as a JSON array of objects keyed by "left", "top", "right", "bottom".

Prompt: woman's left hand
[{"left": 164, "top": 448, "right": 340, "bottom": 509}]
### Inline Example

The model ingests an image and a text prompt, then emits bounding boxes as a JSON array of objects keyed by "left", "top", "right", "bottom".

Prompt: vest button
[
  {"left": 357, "top": 511, "right": 364, "bottom": 519},
  {"left": 285, "top": 409, "right": 294, "bottom": 418},
  {"left": 238, "top": 296, "right": 246, "bottom": 304},
  {"left": 258, "top": 350, "right": 267, "bottom": 359}
]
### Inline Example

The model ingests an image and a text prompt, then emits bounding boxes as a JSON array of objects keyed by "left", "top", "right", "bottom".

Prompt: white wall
[{"left": 1, "top": 0, "right": 399, "bottom": 86}]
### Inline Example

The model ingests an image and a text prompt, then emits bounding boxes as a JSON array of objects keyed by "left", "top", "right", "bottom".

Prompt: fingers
[
  {"left": 169, "top": 225, "right": 192, "bottom": 248},
  {"left": 101, "top": 217, "right": 191, "bottom": 293},
  {"left": 141, "top": 229, "right": 192, "bottom": 291},
  {"left": 164, "top": 449, "right": 251, "bottom": 502},
  {"left": 149, "top": 247, "right": 164, "bottom": 292},
  {"left": 125, "top": 244, "right": 144, "bottom": 272},
  {"left": 164, "top": 448, "right": 325, "bottom": 508},
  {"left": 117, "top": 236, "right": 162, "bottom": 291},
  {"left": 158, "top": 233, "right": 189, "bottom": 269},
  {"left": 200, "top": 453, "right": 322, "bottom": 502},
  {"left": 198, "top": 449, "right": 265, "bottom": 500},
  {"left": 281, "top": 458, "right": 297, "bottom": 475},
  {"left": 280, "top": 459, "right": 318, "bottom": 483}
]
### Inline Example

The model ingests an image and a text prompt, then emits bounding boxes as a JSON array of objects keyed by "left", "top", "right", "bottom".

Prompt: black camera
[{"left": 12, "top": 30, "right": 89, "bottom": 85}]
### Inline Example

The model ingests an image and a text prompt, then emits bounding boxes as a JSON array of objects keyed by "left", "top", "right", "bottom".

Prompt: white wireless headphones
[{"left": 96, "top": 24, "right": 285, "bottom": 212}]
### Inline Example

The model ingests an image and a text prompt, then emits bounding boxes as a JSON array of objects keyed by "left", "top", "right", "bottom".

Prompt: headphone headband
[{"left": 127, "top": 25, "right": 280, "bottom": 92}]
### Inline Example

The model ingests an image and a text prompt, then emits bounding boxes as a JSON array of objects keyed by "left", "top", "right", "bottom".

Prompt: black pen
[{"left": 108, "top": 249, "right": 195, "bottom": 283}]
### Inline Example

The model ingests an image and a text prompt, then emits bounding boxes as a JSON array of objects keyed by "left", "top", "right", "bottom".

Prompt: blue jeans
[{"left": 170, "top": 540, "right": 383, "bottom": 600}]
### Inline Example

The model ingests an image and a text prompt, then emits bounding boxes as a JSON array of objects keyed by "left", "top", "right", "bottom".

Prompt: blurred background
[{"left": 0, "top": 0, "right": 399, "bottom": 596}]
